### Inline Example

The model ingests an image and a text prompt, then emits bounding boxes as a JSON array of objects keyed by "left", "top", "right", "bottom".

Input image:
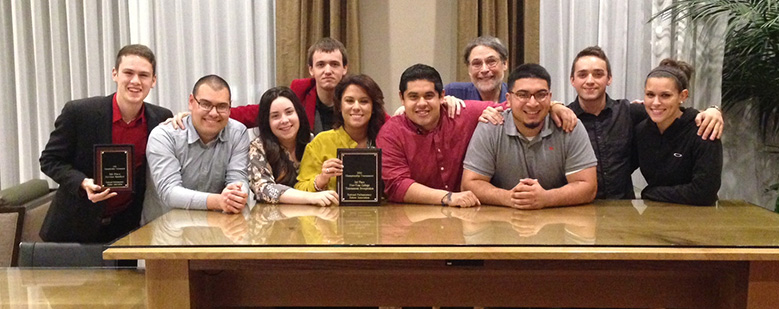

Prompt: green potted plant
[
  {"left": 768, "top": 183, "right": 779, "bottom": 213},
  {"left": 652, "top": 0, "right": 779, "bottom": 135}
]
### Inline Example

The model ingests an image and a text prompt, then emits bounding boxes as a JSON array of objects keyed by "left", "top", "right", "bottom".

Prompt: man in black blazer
[{"left": 39, "top": 44, "right": 173, "bottom": 243}]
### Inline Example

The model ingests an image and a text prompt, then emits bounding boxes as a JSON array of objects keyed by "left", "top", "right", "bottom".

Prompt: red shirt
[
  {"left": 229, "top": 78, "right": 317, "bottom": 129},
  {"left": 230, "top": 104, "right": 260, "bottom": 128},
  {"left": 104, "top": 94, "right": 147, "bottom": 217},
  {"left": 227, "top": 78, "right": 316, "bottom": 129},
  {"left": 376, "top": 100, "right": 503, "bottom": 202}
]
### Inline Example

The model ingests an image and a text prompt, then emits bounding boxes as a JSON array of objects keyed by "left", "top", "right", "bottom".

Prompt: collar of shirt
[
  {"left": 333, "top": 126, "right": 359, "bottom": 147},
  {"left": 503, "top": 109, "right": 553, "bottom": 143},
  {"left": 570, "top": 94, "right": 616, "bottom": 117},
  {"left": 185, "top": 116, "right": 228, "bottom": 145},
  {"left": 469, "top": 83, "right": 508, "bottom": 102},
  {"left": 112, "top": 93, "right": 146, "bottom": 125}
]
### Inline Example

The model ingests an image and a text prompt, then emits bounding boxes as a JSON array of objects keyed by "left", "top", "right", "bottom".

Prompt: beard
[
  {"left": 475, "top": 78, "right": 501, "bottom": 93},
  {"left": 524, "top": 121, "right": 542, "bottom": 129}
]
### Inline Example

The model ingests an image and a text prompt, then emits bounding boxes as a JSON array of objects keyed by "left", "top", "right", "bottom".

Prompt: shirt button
[
  {"left": 440, "top": 167, "right": 444, "bottom": 171},
  {"left": 445, "top": 185, "right": 449, "bottom": 189},
  {"left": 437, "top": 148, "right": 441, "bottom": 152}
]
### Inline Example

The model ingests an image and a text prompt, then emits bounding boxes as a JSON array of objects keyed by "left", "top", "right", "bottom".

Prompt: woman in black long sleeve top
[{"left": 635, "top": 59, "right": 722, "bottom": 206}]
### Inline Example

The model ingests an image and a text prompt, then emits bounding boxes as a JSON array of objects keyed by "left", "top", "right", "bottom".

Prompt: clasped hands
[
  {"left": 218, "top": 182, "right": 248, "bottom": 214},
  {"left": 509, "top": 178, "right": 548, "bottom": 210}
]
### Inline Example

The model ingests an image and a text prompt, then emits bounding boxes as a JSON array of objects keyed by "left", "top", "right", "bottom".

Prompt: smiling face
[
  {"left": 467, "top": 45, "right": 508, "bottom": 98},
  {"left": 309, "top": 50, "right": 347, "bottom": 93},
  {"left": 570, "top": 55, "right": 612, "bottom": 104},
  {"left": 188, "top": 83, "right": 231, "bottom": 143},
  {"left": 268, "top": 96, "right": 300, "bottom": 145},
  {"left": 112, "top": 55, "right": 156, "bottom": 106},
  {"left": 509, "top": 78, "right": 551, "bottom": 136},
  {"left": 644, "top": 77, "right": 687, "bottom": 132},
  {"left": 400, "top": 79, "right": 443, "bottom": 132},
  {"left": 340, "top": 84, "right": 373, "bottom": 131}
]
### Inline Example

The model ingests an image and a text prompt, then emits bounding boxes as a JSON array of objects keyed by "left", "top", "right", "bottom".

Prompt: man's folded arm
[{"left": 461, "top": 168, "right": 509, "bottom": 207}]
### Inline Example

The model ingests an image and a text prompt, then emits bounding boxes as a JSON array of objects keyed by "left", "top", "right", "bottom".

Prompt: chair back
[
  {"left": 0, "top": 207, "right": 24, "bottom": 267},
  {"left": 17, "top": 242, "right": 117, "bottom": 267},
  {"left": 0, "top": 179, "right": 55, "bottom": 243}
]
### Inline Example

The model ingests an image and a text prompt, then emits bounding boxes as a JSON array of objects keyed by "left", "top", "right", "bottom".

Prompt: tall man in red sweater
[{"left": 229, "top": 38, "right": 348, "bottom": 134}]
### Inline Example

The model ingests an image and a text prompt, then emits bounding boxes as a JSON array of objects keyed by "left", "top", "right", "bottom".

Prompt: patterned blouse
[{"left": 249, "top": 138, "right": 300, "bottom": 203}]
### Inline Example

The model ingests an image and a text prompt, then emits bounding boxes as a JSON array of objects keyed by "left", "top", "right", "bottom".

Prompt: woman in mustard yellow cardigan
[{"left": 295, "top": 74, "right": 388, "bottom": 192}]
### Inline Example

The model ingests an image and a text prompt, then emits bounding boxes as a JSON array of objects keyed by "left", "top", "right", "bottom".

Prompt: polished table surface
[
  {"left": 104, "top": 200, "right": 779, "bottom": 308},
  {"left": 108, "top": 200, "right": 779, "bottom": 255},
  {"left": 0, "top": 268, "right": 145, "bottom": 308}
]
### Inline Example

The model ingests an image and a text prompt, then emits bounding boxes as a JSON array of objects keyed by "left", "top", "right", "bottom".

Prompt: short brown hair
[
  {"left": 307, "top": 38, "right": 348, "bottom": 67},
  {"left": 570, "top": 46, "right": 611, "bottom": 78},
  {"left": 115, "top": 44, "right": 156, "bottom": 75}
]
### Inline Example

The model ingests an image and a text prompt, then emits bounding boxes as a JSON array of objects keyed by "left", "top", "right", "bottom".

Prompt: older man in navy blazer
[{"left": 39, "top": 44, "right": 172, "bottom": 243}]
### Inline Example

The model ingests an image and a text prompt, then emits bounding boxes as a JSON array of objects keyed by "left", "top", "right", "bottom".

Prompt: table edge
[{"left": 103, "top": 246, "right": 779, "bottom": 261}]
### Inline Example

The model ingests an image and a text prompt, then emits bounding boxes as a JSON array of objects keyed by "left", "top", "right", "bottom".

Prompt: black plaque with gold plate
[
  {"left": 336, "top": 148, "right": 382, "bottom": 206},
  {"left": 94, "top": 144, "right": 133, "bottom": 192}
]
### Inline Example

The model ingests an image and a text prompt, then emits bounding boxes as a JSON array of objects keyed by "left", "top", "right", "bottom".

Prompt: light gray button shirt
[{"left": 142, "top": 116, "right": 249, "bottom": 224}]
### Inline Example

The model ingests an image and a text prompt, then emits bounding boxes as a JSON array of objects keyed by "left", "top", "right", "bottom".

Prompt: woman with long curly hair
[{"left": 249, "top": 86, "right": 338, "bottom": 206}]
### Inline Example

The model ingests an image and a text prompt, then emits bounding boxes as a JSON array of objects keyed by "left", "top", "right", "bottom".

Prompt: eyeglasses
[
  {"left": 510, "top": 90, "right": 550, "bottom": 102},
  {"left": 193, "top": 96, "right": 230, "bottom": 113},
  {"left": 469, "top": 57, "right": 502, "bottom": 69}
]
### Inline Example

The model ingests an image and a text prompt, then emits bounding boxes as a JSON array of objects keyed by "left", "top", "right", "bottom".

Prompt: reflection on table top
[
  {"left": 109, "top": 200, "right": 779, "bottom": 250},
  {"left": 0, "top": 268, "right": 145, "bottom": 308}
]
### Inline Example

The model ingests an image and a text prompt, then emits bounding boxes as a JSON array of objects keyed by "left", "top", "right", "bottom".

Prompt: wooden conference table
[{"left": 104, "top": 200, "right": 779, "bottom": 308}]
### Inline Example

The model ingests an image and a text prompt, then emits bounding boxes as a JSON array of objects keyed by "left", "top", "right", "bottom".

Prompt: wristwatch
[{"left": 441, "top": 191, "right": 452, "bottom": 206}]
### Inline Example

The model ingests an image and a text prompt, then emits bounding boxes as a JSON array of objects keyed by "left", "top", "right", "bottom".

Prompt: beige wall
[{"left": 359, "top": 0, "right": 458, "bottom": 112}]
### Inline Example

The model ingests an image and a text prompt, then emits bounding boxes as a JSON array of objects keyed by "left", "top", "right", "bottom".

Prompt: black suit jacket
[{"left": 39, "top": 94, "right": 173, "bottom": 243}]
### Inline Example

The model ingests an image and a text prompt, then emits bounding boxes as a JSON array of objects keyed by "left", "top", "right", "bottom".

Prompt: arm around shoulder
[
  {"left": 229, "top": 105, "right": 260, "bottom": 128},
  {"left": 695, "top": 106, "right": 724, "bottom": 140}
]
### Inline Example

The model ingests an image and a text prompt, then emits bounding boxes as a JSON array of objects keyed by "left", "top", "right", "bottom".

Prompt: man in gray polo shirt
[
  {"left": 462, "top": 64, "right": 597, "bottom": 209},
  {"left": 143, "top": 75, "right": 249, "bottom": 224}
]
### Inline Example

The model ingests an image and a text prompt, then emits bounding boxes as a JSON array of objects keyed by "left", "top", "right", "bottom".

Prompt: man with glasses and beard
[
  {"left": 462, "top": 64, "right": 598, "bottom": 209},
  {"left": 445, "top": 36, "right": 509, "bottom": 103}
]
